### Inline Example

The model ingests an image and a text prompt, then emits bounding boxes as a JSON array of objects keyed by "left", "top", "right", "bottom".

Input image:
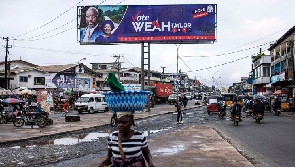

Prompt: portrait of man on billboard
[
  {"left": 79, "top": 6, "right": 127, "bottom": 43},
  {"left": 80, "top": 7, "right": 103, "bottom": 42}
]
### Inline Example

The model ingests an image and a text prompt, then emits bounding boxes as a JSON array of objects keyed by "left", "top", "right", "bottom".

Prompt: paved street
[{"left": 0, "top": 103, "right": 254, "bottom": 167}]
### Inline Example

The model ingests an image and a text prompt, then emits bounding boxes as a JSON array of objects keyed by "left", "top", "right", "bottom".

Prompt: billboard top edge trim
[{"left": 77, "top": 4, "right": 217, "bottom": 7}]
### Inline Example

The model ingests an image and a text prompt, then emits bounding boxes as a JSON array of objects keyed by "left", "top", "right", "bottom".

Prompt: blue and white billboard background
[{"left": 78, "top": 4, "right": 217, "bottom": 44}]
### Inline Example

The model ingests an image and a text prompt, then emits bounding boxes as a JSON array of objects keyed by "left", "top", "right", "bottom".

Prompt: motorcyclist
[
  {"left": 252, "top": 98, "right": 265, "bottom": 117},
  {"left": 272, "top": 97, "right": 281, "bottom": 114},
  {"left": 36, "top": 103, "right": 45, "bottom": 112},
  {"left": 229, "top": 100, "right": 242, "bottom": 121}
]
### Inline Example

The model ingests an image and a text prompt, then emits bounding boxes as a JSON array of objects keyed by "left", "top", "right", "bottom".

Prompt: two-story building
[
  {"left": 90, "top": 62, "right": 163, "bottom": 91},
  {"left": 267, "top": 25, "right": 295, "bottom": 95},
  {"left": 0, "top": 60, "right": 101, "bottom": 95},
  {"left": 251, "top": 54, "right": 271, "bottom": 95}
]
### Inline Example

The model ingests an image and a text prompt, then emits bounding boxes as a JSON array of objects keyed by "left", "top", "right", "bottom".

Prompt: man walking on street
[{"left": 176, "top": 97, "right": 183, "bottom": 124}]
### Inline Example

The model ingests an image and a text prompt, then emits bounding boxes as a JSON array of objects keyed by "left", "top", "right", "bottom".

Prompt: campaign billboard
[{"left": 77, "top": 4, "right": 217, "bottom": 44}]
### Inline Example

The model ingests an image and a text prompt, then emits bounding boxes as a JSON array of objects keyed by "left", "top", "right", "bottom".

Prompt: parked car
[
  {"left": 168, "top": 94, "right": 179, "bottom": 105},
  {"left": 74, "top": 94, "right": 109, "bottom": 114},
  {"left": 185, "top": 93, "right": 192, "bottom": 100}
]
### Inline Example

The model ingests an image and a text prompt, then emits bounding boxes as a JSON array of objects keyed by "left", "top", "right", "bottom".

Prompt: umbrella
[
  {"left": 263, "top": 90, "right": 274, "bottom": 96},
  {"left": 274, "top": 90, "right": 288, "bottom": 95},
  {"left": 21, "top": 89, "right": 32, "bottom": 95},
  {"left": 2, "top": 98, "right": 26, "bottom": 104}
]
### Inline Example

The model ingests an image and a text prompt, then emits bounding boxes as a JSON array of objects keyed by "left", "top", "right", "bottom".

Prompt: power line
[
  {"left": 12, "top": 0, "right": 85, "bottom": 38},
  {"left": 217, "top": 28, "right": 287, "bottom": 55},
  {"left": 13, "top": 0, "right": 125, "bottom": 41},
  {"left": 12, "top": 26, "right": 77, "bottom": 41},
  {"left": 27, "top": 18, "right": 76, "bottom": 40},
  {"left": 13, "top": 45, "right": 111, "bottom": 57}
]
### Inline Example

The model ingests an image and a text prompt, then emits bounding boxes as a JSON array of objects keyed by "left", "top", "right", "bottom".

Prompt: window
[
  {"left": 92, "top": 64, "right": 98, "bottom": 70},
  {"left": 101, "top": 65, "right": 107, "bottom": 69},
  {"left": 262, "top": 66, "right": 270, "bottom": 77},
  {"left": 89, "top": 97, "right": 94, "bottom": 102},
  {"left": 19, "top": 76, "right": 28, "bottom": 82},
  {"left": 95, "top": 97, "right": 102, "bottom": 102},
  {"left": 34, "top": 77, "right": 45, "bottom": 85}
]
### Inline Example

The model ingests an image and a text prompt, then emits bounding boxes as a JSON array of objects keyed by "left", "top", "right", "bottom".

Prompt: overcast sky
[{"left": 1, "top": 0, "right": 294, "bottom": 88}]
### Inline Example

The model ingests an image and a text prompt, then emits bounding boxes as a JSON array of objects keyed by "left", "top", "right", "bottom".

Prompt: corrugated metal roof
[
  {"left": 0, "top": 60, "right": 38, "bottom": 67},
  {"left": 268, "top": 25, "right": 295, "bottom": 51},
  {"left": 0, "top": 66, "right": 44, "bottom": 73},
  {"left": 37, "top": 64, "right": 76, "bottom": 73}
]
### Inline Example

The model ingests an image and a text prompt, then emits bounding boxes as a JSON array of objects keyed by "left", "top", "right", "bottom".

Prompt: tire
[
  {"left": 89, "top": 108, "right": 94, "bottom": 114},
  {"left": 13, "top": 118, "right": 24, "bottom": 127},
  {"left": 104, "top": 107, "right": 109, "bottom": 112},
  {"left": 236, "top": 121, "right": 239, "bottom": 126},
  {"left": 36, "top": 116, "right": 47, "bottom": 127},
  {"left": 0, "top": 117, "right": 7, "bottom": 124},
  {"left": 221, "top": 115, "right": 224, "bottom": 119},
  {"left": 111, "top": 116, "right": 116, "bottom": 127},
  {"left": 258, "top": 119, "right": 261, "bottom": 124}
]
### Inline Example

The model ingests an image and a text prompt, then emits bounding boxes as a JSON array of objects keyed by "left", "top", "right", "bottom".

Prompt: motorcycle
[
  {"left": 272, "top": 107, "right": 281, "bottom": 116},
  {"left": 245, "top": 109, "right": 253, "bottom": 117},
  {"left": 254, "top": 111, "right": 263, "bottom": 123},
  {"left": 218, "top": 103, "right": 227, "bottom": 119},
  {"left": 0, "top": 111, "right": 8, "bottom": 124},
  {"left": 110, "top": 113, "right": 118, "bottom": 127},
  {"left": 13, "top": 110, "right": 48, "bottom": 128},
  {"left": 233, "top": 112, "right": 242, "bottom": 126}
]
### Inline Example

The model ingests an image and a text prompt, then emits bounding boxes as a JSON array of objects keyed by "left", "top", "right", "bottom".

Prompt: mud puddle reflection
[{"left": 11, "top": 127, "right": 172, "bottom": 148}]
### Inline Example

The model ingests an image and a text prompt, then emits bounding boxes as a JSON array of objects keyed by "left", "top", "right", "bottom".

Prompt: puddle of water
[
  {"left": 154, "top": 144, "right": 185, "bottom": 155},
  {"left": 192, "top": 140, "right": 201, "bottom": 143},
  {"left": 17, "top": 125, "right": 41, "bottom": 129},
  {"left": 10, "top": 128, "right": 172, "bottom": 148},
  {"left": 10, "top": 132, "right": 110, "bottom": 148}
]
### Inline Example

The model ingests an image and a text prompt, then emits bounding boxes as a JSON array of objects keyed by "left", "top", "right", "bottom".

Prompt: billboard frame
[{"left": 77, "top": 4, "right": 217, "bottom": 45}]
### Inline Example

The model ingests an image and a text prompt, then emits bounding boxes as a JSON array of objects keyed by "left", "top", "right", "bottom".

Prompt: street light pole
[
  {"left": 175, "top": 44, "right": 182, "bottom": 73},
  {"left": 212, "top": 71, "right": 220, "bottom": 91},
  {"left": 77, "top": 58, "right": 86, "bottom": 98}
]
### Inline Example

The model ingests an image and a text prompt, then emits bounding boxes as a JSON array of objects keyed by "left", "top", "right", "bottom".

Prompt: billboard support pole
[{"left": 141, "top": 42, "right": 151, "bottom": 112}]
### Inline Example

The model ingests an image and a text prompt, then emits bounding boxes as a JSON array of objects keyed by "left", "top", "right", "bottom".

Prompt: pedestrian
[
  {"left": 63, "top": 101, "right": 69, "bottom": 116},
  {"left": 99, "top": 111, "right": 155, "bottom": 167},
  {"left": 176, "top": 96, "right": 183, "bottom": 124},
  {"left": 182, "top": 94, "right": 188, "bottom": 107}
]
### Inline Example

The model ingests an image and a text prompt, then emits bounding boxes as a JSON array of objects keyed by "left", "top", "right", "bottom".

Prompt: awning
[{"left": 274, "top": 90, "right": 288, "bottom": 95}]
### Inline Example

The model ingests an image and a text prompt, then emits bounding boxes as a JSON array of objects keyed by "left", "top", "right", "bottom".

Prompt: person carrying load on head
[{"left": 99, "top": 72, "right": 155, "bottom": 167}]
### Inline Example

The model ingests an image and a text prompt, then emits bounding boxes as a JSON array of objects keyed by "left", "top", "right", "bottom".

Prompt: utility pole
[
  {"left": 161, "top": 66, "right": 165, "bottom": 82},
  {"left": 289, "top": 39, "right": 295, "bottom": 110},
  {"left": 176, "top": 45, "right": 181, "bottom": 74},
  {"left": 113, "top": 55, "right": 121, "bottom": 81},
  {"left": 3, "top": 37, "right": 12, "bottom": 89}
]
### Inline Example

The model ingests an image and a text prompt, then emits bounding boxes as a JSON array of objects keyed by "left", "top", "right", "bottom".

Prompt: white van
[{"left": 74, "top": 94, "right": 109, "bottom": 114}]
